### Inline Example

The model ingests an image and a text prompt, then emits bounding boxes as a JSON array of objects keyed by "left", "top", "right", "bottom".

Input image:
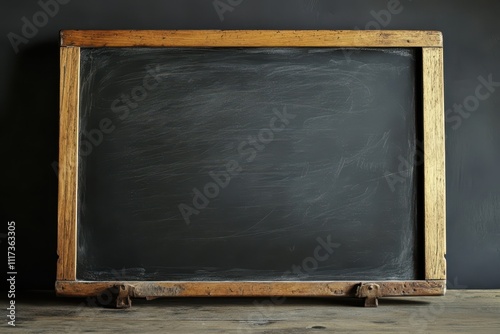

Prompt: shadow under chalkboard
[{"left": 76, "top": 47, "right": 423, "bottom": 281}]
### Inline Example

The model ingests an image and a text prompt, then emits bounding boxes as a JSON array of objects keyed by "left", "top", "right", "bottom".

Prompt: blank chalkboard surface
[
  {"left": 76, "top": 47, "right": 420, "bottom": 281},
  {"left": 56, "top": 31, "right": 446, "bottom": 306}
]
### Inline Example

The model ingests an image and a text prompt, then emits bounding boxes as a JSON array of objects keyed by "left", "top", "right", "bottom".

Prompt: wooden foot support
[
  {"left": 356, "top": 283, "right": 382, "bottom": 307},
  {"left": 114, "top": 285, "right": 132, "bottom": 309}
]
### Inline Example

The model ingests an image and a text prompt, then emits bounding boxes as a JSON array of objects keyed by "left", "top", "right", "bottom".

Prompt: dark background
[{"left": 0, "top": 0, "right": 499, "bottom": 290}]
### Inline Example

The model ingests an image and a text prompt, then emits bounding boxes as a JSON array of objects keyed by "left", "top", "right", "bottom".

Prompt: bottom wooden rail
[{"left": 56, "top": 280, "right": 445, "bottom": 308}]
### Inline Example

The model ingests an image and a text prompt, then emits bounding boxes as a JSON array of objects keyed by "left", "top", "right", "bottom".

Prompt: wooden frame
[{"left": 57, "top": 30, "right": 445, "bottom": 307}]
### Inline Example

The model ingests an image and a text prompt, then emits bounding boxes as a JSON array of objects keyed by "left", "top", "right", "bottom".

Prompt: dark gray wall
[{"left": 1, "top": 0, "right": 499, "bottom": 290}]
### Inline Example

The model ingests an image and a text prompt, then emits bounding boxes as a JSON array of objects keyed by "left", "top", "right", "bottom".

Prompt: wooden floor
[{"left": 8, "top": 290, "right": 500, "bottom": 333}]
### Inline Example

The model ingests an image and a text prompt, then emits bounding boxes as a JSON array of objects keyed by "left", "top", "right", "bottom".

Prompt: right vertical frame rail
[{"left": 422, "top": 46, "right": 446, "bottom": 281}]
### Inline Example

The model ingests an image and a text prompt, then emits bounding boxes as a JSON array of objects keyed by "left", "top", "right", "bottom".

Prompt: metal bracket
[
  {"left": 356, "top": 283, "right": 382, "bottom": 307},
  {"left": 114, "top": 284, "right": 132, "bottom": 309}
]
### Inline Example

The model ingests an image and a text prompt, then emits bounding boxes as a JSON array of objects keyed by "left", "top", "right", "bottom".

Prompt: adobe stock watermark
[
  {"left": 178, "top": 106, "right": 295, "bottom": 225},
  {"left": 384, "top": 74, "right": 499, "bottom": 192},
  {"left": 342, "top": 0, "right": 411, "bottom": 62},
  {"left": 237, "top": 235, "right": 340, "bottom": 333},
  {"left": 384, "top": 140, "right": 424, "bottom": 192},
  {"left": 52, "top": 64, "right": 163, "bottom": 175},
  {"left": 212, "top": 0, "right": 244, "bottom": 21},
  {"left": 7, "top": 0, "right": 71, "bottom": 54},
  {"left": 63, "top": 268, "right": 131, "bottom": 332},
  {"left": 408, "top": 276, "right": 467, "bottom": 334},
  {"left": 6, "top": 221, "right": 16, "bottom": 327},
  {"left": 79, "top": 64, "right": 163, "bottom": 156},
  {"left": 446, "top": 74, "right": 500, "bottom": 130}
]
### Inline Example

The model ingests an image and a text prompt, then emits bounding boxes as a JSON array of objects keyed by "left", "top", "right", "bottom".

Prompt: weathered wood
[
  {"left": 57, "top": 31, "right": 446, "bottom": 300},
  {"left": 356, "top": 283, "right": 382, "bottom": 307},
  {"left": 57, "top": 46, "right": 80, "bottom": 281},
  {"left": 114, "top": 285, "right": 132, "bottom": 309},
  {"left": 14, "top": 290, "right": 500, "bottom": 333},
  {"left": 422, "top": 47, "right": 446, "bottom": 280},
  {"left": 56, "top": 280, "right": 445, "bottom": 299},
  {"left": 60, "top": 30, "right": 443, "bottom": 48}
]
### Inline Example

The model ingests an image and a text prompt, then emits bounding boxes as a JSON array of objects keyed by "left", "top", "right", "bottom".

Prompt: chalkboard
[
  {"left": 56, "top": 31, "right": 446, "bottom": 305},
  {"left": 76, "top": 47, "right": 421, "bottom": 281}
]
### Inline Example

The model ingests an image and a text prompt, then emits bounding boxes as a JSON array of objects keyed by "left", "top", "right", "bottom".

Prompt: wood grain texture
[
  {"left": 60, "top": 30, "right": 443, "bottom": 47},
  {"left": 423, "top": 47, "right": 446, "bottom": 280},
  {"left": 55, "top": 280, "right": 445, "bottom": 298},
  {"left": 57, "top": 47, "right": 80, "bottom": 281},
  {"left": 56, "top": 35, "right": 446, "bottom": 296},
  {"left": 14, "top": 290, "right": 500, "bottom": 332},
  {"left": 14, "top": 290, "right": 500, "bottom": 333}
]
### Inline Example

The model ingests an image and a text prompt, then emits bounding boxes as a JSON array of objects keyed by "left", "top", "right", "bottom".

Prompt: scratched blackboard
[{"left": 76, "top": 47, "right": 422, "bottom": 281}]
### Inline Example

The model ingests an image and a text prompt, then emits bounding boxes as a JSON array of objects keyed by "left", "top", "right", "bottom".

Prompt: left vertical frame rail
[{"left": 57, "top": 46, "right": 80, "bottom": 281}]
